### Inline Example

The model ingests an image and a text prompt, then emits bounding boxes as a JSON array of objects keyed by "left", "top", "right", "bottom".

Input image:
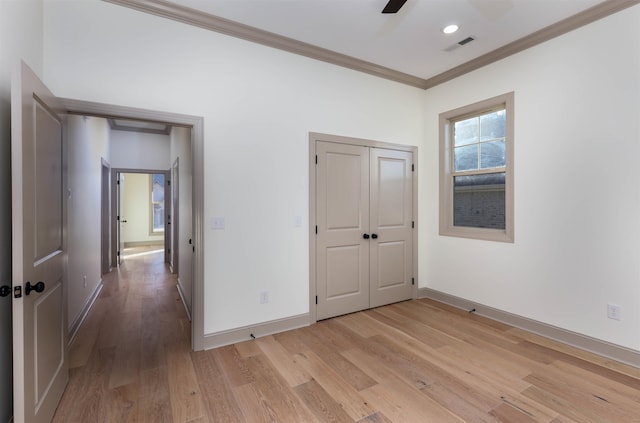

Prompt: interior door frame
[
  {"left": 308, "top": 132, "right": 419, "bottom": 323},
  {"left": 111, "top": 169, "right": 171, "bottom": 262},
  {"left": 101, "top": 158, "right": 111, "bottom": 274},
  {"left": 59, "top": 97, "right": 206, "bottom": 351},
  {"left": 171, "top": 157, "right": 179, "bottom": 275}
]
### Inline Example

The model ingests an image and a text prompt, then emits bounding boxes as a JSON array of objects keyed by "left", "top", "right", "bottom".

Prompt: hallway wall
[
  {"left": 66, "top": 115, "right": 111, "bottom": 328},
  {"left": 110, "top": 129, "right": 170, "bottom": 170}
]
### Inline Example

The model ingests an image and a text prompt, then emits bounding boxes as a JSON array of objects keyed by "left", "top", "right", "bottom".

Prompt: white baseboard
[
  {"left": 68, "top": 280, "right": 103, "bottom": 344},
  {"left": 176, "top": 279, "right": 191, "bottom": 321},
  {"left": 419, "top": 287, "right": 640, "bottom": 368},
  {"left": 202, "top": 313, "right": 311, "bottom": 350}
]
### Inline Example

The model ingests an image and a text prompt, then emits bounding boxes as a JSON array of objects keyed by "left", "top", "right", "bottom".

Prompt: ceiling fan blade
[{"left": 382, "top": 0, "right": 408, "bottom": 14}]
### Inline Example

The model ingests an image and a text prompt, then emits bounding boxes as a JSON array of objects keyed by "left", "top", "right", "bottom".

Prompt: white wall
[
  {"left": 170, "top": 126, "right": 193, "bottom": 314},
  {"left": 0, "top": 1, "right": 44, "bottom": 421},
  {"left": 121, "top": 173, "right": 164, "bottom": 245},
  {"left": 110, "top": 129, "right": 170, "bottom": 170},
  {"left": 43, "top": 0, "right": 425, "bottom": 334},
  {"left": 66, "top": 115, "right": 111, "bottom": 327},
  {"left": 423, "top": 5, "right": 640, "bottom": 351}
]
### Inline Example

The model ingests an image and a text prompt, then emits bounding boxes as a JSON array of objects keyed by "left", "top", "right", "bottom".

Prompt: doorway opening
[
  {"left": 60, "top": 97, "right": 205, "bottom": 351},
  {"left": 112, "top": 170, "right": 171, "bottom": 265}
]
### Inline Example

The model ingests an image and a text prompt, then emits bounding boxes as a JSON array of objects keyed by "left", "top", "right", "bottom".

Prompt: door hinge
[
  {"left": 315, "top": 225, "right": 318, "bottom": 234},
  {"left": 117, "top": 215, "right": 120, "bottom": 221},
  {"left": 117, "top": 179, "right": 120, "bottom": 185},
  {"left": 412, "top": 221, "right": 414, "bottom": 228},
  {"left": 412, "top": 164, "right": 414, "bottom": 172},
  {"left": 412, "top": 277, "right": 415, "bottom": 286},
  {"left": 167, "top": 249, "right": 171, "bottom": 254},
  {"left": 315, "top": 155, "right": 318, "bottom": 164},
  {"left": 315, "top": 295, "right": 318, "bottom": 305}
]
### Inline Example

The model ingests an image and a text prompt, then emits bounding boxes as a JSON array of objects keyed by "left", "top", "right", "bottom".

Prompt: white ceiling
[{"left": 166, "top": 0, "right": 605, "bottom": 80}]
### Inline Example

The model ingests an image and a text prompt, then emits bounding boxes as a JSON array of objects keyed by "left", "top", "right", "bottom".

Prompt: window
[
  {"left": 439, "top": 92, "right": 514, "bottom": 242},
  {"left": 150, "top": 173, "right": 165, "bottom": 234}
]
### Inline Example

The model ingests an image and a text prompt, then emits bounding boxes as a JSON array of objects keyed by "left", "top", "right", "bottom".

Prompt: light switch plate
[{"left": 212, "top": 216, "right": 225, "bottom": 230}]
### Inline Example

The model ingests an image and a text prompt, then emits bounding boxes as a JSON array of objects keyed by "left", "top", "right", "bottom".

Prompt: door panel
[
  {"left": 325, "top": 152, "right": 365, "bottom": 230},
  {"left": 376, "top": 241, "right": 407, "bottom": 289},
  {"left": 316, "top": 142, "right": 370, "bottom": 320},
  {"left": 12, "top": 61, "right": 68, "bottom": 423},
  {"left": 34, "top": 280, "right": 64, "bottom": 403},
  {"left": 370, "top": 148, "right": 413, "bottom": 308},
  {"left": 326, "top": 245, "right": 363, "bottom": 298},
  {"left": 34, "top": 102, "right": 63, "bottom": 260}
]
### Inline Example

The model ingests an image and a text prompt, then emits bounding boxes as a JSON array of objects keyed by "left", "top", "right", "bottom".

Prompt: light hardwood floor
[{"left": 53, "top": 248, "right": 640, "bottom": 422}]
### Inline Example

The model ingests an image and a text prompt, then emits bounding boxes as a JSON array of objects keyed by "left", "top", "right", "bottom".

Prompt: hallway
[{"left": 53, "top": 247, "right": 192, "bottom": 422}]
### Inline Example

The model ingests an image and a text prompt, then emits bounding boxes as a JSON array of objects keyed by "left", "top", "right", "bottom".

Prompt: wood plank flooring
[{"left": 53, "top": 248, "right": 640, "bottom": 422}]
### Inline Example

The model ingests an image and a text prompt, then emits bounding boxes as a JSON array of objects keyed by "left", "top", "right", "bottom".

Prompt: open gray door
[
  {"left": 12, "top": 61, "right": 69, "bottom": 423},
  {"left": 117, "top": 172, "right": 125, "bottom": 265}
]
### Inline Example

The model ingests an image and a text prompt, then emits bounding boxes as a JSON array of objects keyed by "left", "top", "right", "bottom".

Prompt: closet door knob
[
  {"left": 363, "top": 234, "right": 370, "bottom": 239},
  {"left": 371, "top": 233, "right": 378, "bottom": 239},
  {"left": 25, "top": 281, "right": 45, "bottom": 295}
]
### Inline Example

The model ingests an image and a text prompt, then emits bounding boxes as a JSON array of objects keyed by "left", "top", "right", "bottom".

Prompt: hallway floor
[{"left": 53, "top": 247, "right": 191, "bottom": 422}]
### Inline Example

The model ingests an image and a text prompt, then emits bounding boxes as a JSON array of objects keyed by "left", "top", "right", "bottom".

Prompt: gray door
[
  {"left": 316, "top": 141, "right": 413, "bottom": 320},
  {"left": 118, "top": 172, "right": 125, "bottom": 265},
  {"left": 316, "top": 142, "right": 370, "bottom": 320},
  {"left": 12, "top": 61, "right": 69, "bottom": 423},
  {"left": 369, "top": 148, "right": 414, "bottom": 308},
  {"left": 171, "top": 159, "right": 180, "bottom": 274}
]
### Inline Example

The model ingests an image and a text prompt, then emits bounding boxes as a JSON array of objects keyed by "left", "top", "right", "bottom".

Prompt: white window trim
[{"left": 439, "top": 92, "right": 514, "bottom": 243}]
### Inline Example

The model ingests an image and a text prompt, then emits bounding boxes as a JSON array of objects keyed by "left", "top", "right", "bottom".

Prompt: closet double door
[{"left": 316, "top": 141, "right": 414, "bottom": 320}]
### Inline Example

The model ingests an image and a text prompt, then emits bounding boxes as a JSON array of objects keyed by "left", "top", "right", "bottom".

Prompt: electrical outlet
[
  {"left": 607, "top": 303, "right": 621, "bottom": 321},
  {"left": 260, "top": 291, "right": 269, "bottom": 304}
]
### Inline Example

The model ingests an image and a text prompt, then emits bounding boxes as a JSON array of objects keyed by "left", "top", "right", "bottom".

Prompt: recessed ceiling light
[{"left": 443, "top": 24, "right": 459, "bottom": 34}]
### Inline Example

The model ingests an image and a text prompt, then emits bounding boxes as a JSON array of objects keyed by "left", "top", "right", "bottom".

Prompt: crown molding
[
  {"left": 102, "top": 0, "right": 428, "bottom": 89},
  {"left": 103, "top": 0, "right": 639, "bottom": 90}
]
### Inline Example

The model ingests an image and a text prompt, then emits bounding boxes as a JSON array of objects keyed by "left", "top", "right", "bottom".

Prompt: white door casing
[{"left": 12, "top": 61, "right": 69, "bottom": 423}]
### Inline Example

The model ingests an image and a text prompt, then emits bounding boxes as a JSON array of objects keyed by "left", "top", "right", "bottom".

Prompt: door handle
[
  {"left": 0, "top": 285, "right": 10, "bottom": 297},
  {"left": 363, "top": 234, "right": 370, "bottom": 239},
  {"left": 371, "top": 233, "right": 378, "bottom": 239},
  {"left": 25, "top": 281, "right": 45, "bottom": 295}
]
